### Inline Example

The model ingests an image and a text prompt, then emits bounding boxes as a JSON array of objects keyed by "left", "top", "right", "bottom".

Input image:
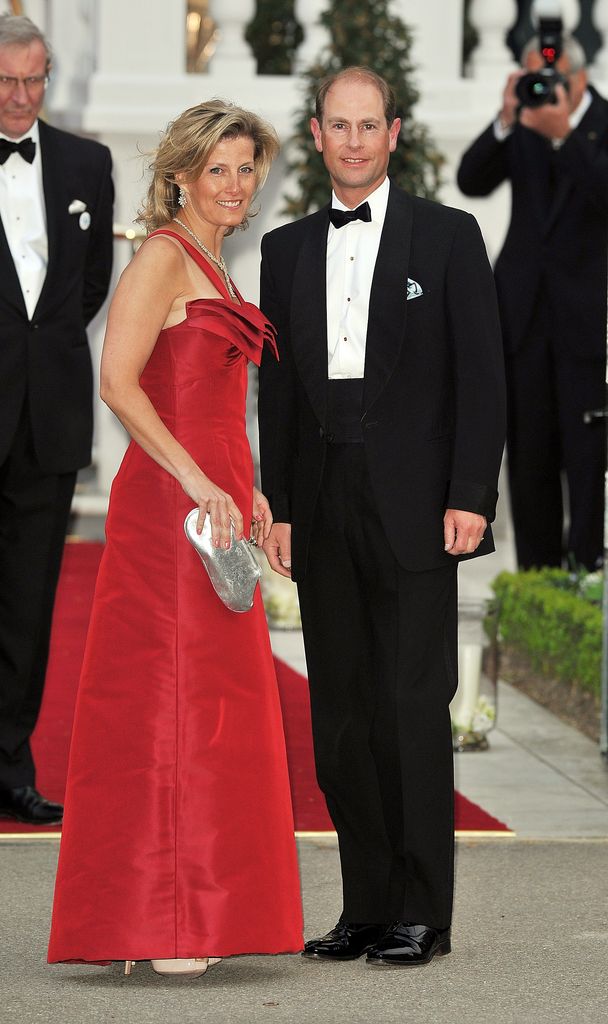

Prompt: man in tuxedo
[
  {"left": 458, "top": 36, "right": 608, "bottom": 571},
  {"left": 258, "top": 67, "right": 505, "bottom": 967},
  {"left": 0, "top": 15, "right": 113, "bottom": 825}
]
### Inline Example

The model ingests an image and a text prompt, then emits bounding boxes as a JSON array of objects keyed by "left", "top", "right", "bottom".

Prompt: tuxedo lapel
[
  {"left": 544, "top": 164, "right": 572, "bottom": 236},
  {"left": 518, "top": 126, "right": 555, "bottom": 231},
  {"left": 34, "top": 121, "right": 65, "bottom": 318},
  {"left": 363, "top": 184, "right": 413, "bottom": 412},
  {"left": 0, "top": 213, "right": 27, "bottom": 316},
  {"left": 290, "top": 207, "right": 330, "bottom": 426},
  {"left": 545, "top": 92, "right": 608, "bottom": 235}
]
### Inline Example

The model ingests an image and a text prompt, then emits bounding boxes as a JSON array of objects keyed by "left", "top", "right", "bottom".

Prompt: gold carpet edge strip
[
  {"left": 0, "top": 828, "right": 515, "bottom": 843},
  {"left": 0, "top": 831, "right": 62, "bottom": 841}
]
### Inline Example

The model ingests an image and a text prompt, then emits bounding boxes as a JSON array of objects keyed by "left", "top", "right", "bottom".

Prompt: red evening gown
[{"left": 48, "top": 232, "right": 303, "bottom": 964}]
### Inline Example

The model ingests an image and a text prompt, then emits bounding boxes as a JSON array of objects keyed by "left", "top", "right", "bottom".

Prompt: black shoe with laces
[
  {"left": 302, "top": 921, "right": 387, "bottom": 961},
  {"left": 0, "top": 786, "right": 63, "bottom": 825},
  {"left": 366, "top": 922, "right": 451, "bottom": 967}
]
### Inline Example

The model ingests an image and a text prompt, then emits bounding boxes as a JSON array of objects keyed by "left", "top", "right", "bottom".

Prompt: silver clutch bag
[{"left": 183, "top": 508, "right": 261, "bottom": 612}]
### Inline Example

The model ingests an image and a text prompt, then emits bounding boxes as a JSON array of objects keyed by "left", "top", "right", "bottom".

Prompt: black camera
[{"left": 515, "top": 17, "right": 568, "bottom": 108}]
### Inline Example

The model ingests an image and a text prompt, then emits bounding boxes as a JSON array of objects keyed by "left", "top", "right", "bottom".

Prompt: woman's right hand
[{"left": 180, "top": 468, "right": 244, "bottom": 548}]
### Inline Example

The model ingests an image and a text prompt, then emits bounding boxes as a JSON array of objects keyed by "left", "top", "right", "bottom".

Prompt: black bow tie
[
  {"left": 328, "top": 201, "right": 372, "bottom": 229},
  {"left": 0, "top": 137, "right": 36, "bottom": 165}
]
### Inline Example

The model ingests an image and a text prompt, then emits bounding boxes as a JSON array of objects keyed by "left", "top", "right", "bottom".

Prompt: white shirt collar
[
  {"left": 331, "top": 176, "right": 390, "bottom": 223},
  {"left": 569, "top": 89, "right": 592, "bottom": 130}
]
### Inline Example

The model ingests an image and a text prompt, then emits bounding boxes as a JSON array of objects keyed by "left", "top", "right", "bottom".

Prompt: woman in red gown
[{"left": 48, "top": 101, "right": 303, "bottom": 977}]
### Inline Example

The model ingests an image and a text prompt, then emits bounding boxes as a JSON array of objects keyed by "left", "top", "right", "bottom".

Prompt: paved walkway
[{"left": 3, "top": 837, "right": 607, "bottom": 1024}]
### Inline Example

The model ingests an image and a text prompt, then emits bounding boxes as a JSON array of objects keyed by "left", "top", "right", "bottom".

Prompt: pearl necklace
[{"left": 173, "top": 217, "right": 236, "bottom": 300}]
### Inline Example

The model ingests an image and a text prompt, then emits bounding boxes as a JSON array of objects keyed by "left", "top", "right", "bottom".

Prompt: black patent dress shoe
[
  {"left": 0, "top": 786, "right": 63, "bottom": 825},
  {"left": 302, "top": 921, "right": 388, "bottom": 961},
  {"left": 366, "top": 922, "right": 451, "bottom": 967}
]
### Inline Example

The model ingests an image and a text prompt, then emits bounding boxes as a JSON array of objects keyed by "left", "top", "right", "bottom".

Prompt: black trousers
[
  {"left": 506, "top": 307, "right": 605, "bottom": 571},
  {"left": 0, "top": 400, "right": 76, "bottom": 788},
  {"left": 297, "top": 444, "right": 458, "bottom": 930}
]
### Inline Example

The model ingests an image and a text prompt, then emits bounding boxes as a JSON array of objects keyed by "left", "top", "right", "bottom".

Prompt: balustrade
[
  {"left": 593, "top": 0, "right": 608, "bottom": 74},
  {"left": 208, "top": 0, "right": 256, "bottom": 74},
  {"left": 468, "top": 0, "right": 518, "bottom": 78},
  {"left": 294, "top": 0, "right": 330, "bottom": 70}
]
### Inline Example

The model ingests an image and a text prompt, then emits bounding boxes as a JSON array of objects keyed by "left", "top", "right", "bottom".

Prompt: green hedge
[{"left": 490, "top": 569, "right": 602, "bottom": 698}]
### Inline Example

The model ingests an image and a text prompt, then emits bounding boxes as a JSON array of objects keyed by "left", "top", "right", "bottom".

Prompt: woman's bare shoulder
[
  {"left": 135, "top": 231, "right": 188, "bottom": 266},
  {"left": 118, "top": 231, "right": 189, "bottom": 288}
]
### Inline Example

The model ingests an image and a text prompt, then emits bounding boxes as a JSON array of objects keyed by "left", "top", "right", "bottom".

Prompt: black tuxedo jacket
[
  {"left": 258, "top": 183, "right": 506, "bottom": 578},
  {"left": 457, "top": 86, "right": 608, "bottom": 359},
  {"left": 0, "top": 119, "right": 114, "bottom": 473}
]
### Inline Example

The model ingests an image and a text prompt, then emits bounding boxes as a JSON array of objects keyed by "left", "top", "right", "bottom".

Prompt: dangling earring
[{"left": 178, "top": 186, "right": 187, "bottom": 208}]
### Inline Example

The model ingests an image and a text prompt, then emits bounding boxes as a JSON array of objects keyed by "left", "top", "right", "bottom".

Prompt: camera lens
[{"left": 515, "top": 69, "right": 560, "bottom": 108}]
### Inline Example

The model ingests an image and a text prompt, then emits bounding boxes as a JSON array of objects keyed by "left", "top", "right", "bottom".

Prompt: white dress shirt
[
  {"left": 326, "top": 176, "right": 389, "bottom": 379},
  {"left": 0, "top": 119, "right": 47, "bottom": 319}
]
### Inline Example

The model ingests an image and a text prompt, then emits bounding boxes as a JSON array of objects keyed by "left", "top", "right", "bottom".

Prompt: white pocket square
[
  {"left": 406, "top": 278, "right": 423, "bottom": 300},
  {"left": 68, "top": 199, "right": 87, "bottom": 214}
]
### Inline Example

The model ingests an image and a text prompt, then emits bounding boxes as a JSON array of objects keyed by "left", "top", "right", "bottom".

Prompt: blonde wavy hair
[{"left": 138, "top": 99, "right": 280, "bottom": 234}]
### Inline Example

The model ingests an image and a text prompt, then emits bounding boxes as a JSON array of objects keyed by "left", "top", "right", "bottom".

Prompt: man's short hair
[
  {"left": 0, "top": 14, "right": 52, "bottom": 69},
  {"left": 315, "top": 66, "right": 397, "bottom": 126},
  {"left": 521, "top": 33, "right": 586, "bottom": 73}
]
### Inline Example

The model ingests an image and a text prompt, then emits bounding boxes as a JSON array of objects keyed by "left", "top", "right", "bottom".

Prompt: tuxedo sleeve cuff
[
  {"left": 493, "top": 116, "right": 514, "bottom": 142},
  {"left": 446, "top": 480, "right": 498, "bottom": 522},
  {"left": 269, "top": 493, "right": 291, "bottom": 524}
]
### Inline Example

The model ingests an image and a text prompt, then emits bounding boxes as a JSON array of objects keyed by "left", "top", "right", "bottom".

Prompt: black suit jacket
[
  {"left": 258, "top": 183, "right": 506, "bottom": 578},
  {"left": 0, "top": 119, "right": 114, "bottom": 473},
  {"left": 457, "top": 86, "right": 608, "bottom": 359}
]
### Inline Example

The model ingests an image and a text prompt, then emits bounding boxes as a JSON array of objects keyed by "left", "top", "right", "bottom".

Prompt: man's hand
[
  {"left": 499, "top": 70, "right": 524, "bottom": 130},
  {"left": 519, "top": 83, "right": 571, "bottom": 141},
  {"left": 444, "top": 509, "right": 487, "bottom": 556},
  {"left": 263, "top": 523, "right": 293, "bottom": 578}
]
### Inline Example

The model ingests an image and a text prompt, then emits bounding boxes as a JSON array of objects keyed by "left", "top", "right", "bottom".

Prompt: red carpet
[{"left": 2, "top": 542, "right": 511, "bottom": 836}]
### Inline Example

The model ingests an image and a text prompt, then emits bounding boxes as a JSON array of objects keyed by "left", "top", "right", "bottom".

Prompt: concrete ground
[
  {"left": 2, "top": 837, "right": 607, "bottom": 1024},
  {"left": 3, "top": 477, "right": 607, "bottom": 1022}
]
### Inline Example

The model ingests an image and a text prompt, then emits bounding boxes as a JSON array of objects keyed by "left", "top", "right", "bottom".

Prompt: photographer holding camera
[{"left": 458, "top": 24, "right": 608, "bottom": 571}]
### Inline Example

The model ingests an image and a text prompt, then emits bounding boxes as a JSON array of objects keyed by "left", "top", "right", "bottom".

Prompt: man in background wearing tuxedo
[
  {"left": 458, "top": 35, "right": 608, "bottom": 571},
  {"left": 0, "top": 15, "right": 113, "bottom": 826},
  {"left": 259, "top": 67, "right": 505, "bottom": 967}
]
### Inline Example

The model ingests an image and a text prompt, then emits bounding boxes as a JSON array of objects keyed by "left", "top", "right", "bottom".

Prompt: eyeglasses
[{"left": 0, "top": 75, "right": 49, "bottom": 95}]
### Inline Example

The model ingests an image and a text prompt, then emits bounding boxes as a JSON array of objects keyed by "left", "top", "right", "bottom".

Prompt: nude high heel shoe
[
  {"left": 151, "top": 957, "right": 222, "bottom": 978},
  {"left": 124, "top": 957, "right": 222, "bottom": 978}
]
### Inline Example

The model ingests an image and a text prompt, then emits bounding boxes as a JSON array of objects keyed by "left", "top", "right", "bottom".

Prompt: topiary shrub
[{"left": 489, "top": 569, "right": 602, "bottom": 698}]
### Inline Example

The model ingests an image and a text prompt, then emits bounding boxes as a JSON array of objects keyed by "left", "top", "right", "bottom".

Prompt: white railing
[{"left": 47, "top": 1, "right": 608, "bottom": 130}]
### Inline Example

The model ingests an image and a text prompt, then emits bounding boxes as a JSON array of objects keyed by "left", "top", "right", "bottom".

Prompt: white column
[
  {"left": 208, "top": 0, "right": 256, "bottom": 75},
  {"left": 97, "top": 0, "right": 185, "bottom": 75},
  {"left": 294, "top": 0, "right": 330, "bottom": 71},
  {"left": 20, "top": 0, "right": 47, "bottom": 30},
  {"left": 46, "top": 0, "right": 95, "bottom": 130},
  {"left": 468, "top": 0, "right": 518, "bottom": 79},
  {"left": 397, "top": 0, "right": 464, "bottom": 82},
  {"left": 593, "top": 0, "right": 608, "bottom": 78}
]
